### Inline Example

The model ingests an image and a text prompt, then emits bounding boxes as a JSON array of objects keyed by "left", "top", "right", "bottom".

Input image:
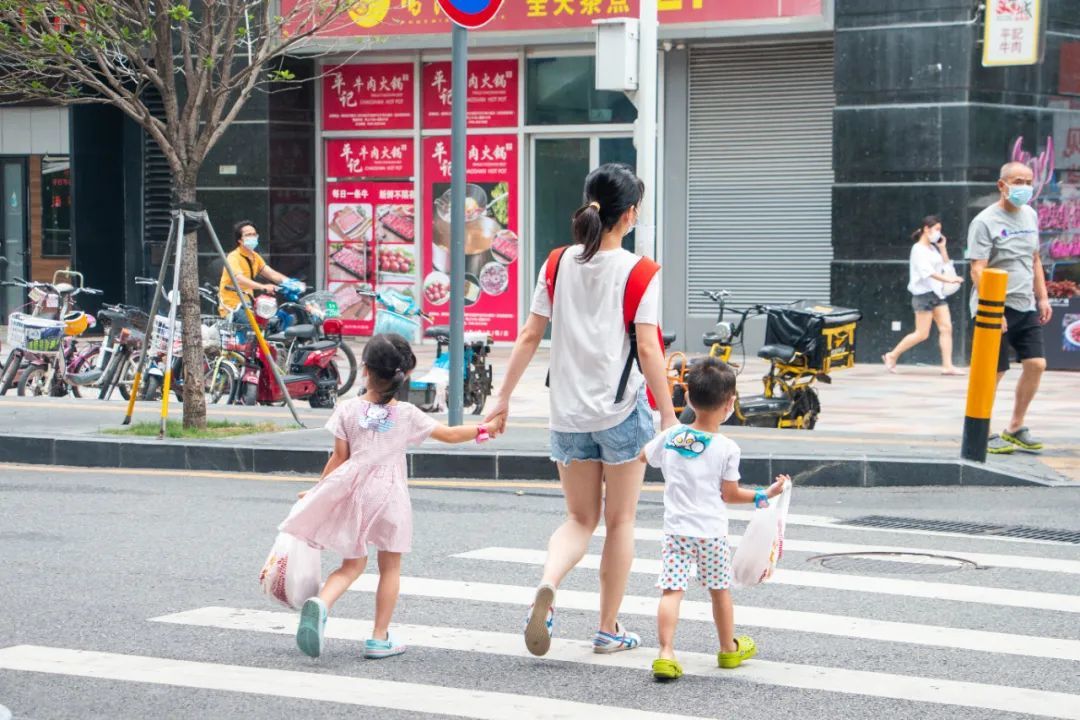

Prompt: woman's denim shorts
[{"left": 550, "top": 390, "right": 656, "bottom": 466}]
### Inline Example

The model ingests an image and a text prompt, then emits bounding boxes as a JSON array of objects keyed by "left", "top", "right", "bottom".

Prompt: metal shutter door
[{"left": 687, "top": 43, "right": 834, "bottom": 314}]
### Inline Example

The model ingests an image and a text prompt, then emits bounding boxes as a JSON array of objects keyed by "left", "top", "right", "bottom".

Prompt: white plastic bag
[
  {"left": 938, "top": 261, "right": 962, "bottom": 297},
  {"left": 732, "top": 481, "right": 792, "bottom": 588},
  {"left": 258, "top": 532, "right": 321, "bottom": 609}
]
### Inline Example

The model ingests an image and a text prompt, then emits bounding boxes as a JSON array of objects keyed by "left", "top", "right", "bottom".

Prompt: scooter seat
[
  {"left": 266, "top": 333, "right": 287, "bottom": 343},
  {"left": 304, "top": 340, "right": 338, "bottom": 352},
  {"left": 425, "top": 325, "right": 450, "bottom": 340},
  {"left": 757, "top": 344, "right": 797, "bottom": 363},
  {"left": 285, "top": 324, "right": 317, "bottom": 340},
  {"left": 662, "top": 333, "right": 676, "bottom": 348}
]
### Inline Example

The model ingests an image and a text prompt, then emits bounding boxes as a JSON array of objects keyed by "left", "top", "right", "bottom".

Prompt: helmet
[{"left": 63, "top": 311, "right": 90, "bottom": 336}]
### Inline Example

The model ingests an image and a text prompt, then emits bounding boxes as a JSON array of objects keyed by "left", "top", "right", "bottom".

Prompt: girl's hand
[
  {"left": 767, "top": 474, "right": 792, "bottom": 498},
  {"left": 483, "top": 417, "right": 506, "bottom": 438},
  {"left": 297, "top": 489, "right": 310, "bottom": 499}
]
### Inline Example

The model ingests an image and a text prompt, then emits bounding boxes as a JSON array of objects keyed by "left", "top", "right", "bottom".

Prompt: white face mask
[
  {"left": 242, "top": 236, "right": 259, "bottom": 251},
  {"left": 928, "top": 230, "right": 942, "bottom": 243}
]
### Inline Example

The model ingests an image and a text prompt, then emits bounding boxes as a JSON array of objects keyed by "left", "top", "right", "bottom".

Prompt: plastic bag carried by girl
[
  {"left": 259, "top": 532, "right": 321, "bottom": 609},
  {"left": 731, "top": 480, "right": 792, "bottom": 588}
]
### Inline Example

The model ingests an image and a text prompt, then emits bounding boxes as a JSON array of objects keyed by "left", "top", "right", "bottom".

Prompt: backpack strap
[
  {"left": 615, "top": 257, "right": 662, "bottom": 404},
  {"left": 543, "top": 246, "right": 570, "bottom": 390}
]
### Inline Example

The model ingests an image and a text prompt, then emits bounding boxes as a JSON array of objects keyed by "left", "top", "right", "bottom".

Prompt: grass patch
[{"left": 103, "top": 420, "right": 282, "bottom": 439}]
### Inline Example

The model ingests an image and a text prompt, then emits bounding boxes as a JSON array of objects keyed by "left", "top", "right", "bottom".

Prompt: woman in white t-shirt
[
  {"left": 484, "top": 163, "right": 677, "bottom": 657},
  {"left": 883, "top": 215, "right": 964, "bottom": 375}
]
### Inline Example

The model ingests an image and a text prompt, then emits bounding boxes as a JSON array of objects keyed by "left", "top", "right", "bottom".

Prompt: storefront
[{"left": 293, "top": 0, "right": 832, "bottom": 341}]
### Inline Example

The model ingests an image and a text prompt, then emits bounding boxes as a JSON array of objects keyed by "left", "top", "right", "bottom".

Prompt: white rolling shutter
[{"left": 687, "top": 42, "right": 835, "bottom": 314}]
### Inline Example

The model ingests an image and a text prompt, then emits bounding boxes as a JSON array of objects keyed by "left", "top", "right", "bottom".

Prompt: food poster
[
  {"left": 326, "top": 181, "right": 416, "bottom": 335},
  {"left": 322, "top": 63, "right": 414, "bottom": 132},
  {"left": 421, "top": 135, "right": 520, "bottom": 340},
  {"left": 422, "top": 59, "right": 519, "bottom": 130}
]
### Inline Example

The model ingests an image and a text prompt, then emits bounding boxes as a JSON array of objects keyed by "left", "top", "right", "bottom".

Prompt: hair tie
[{"left": 588, "top": 201, "right": 600, "bottom": 211}]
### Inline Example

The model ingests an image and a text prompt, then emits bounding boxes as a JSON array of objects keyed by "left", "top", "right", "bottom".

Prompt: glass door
[{"left": 1, "top": 159, "right": 28, "bottom": 319}]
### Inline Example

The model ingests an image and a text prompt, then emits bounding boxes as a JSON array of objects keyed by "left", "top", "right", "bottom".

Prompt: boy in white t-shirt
[{"left": 640, "top": 358, "right": 790, "bottom": 680}]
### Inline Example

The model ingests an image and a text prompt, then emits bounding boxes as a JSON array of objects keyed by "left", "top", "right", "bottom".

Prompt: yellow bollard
[{"left": 961, "top": 268, "right": 1008, "bottom": 462}]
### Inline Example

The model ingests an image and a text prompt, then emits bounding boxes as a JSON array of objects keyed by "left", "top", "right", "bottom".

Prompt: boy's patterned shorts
[{"left": 657, "top": 534, "right": 732, "bottom": 591}]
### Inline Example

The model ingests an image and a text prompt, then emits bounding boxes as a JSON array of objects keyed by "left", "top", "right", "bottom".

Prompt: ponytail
[{"left": 572, "top": 203, "right": 604, "bottom": 263}]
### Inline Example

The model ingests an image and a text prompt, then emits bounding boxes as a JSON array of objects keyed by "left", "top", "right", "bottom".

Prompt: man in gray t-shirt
[{"left": 966, "top": 161, "right": 1053, "bottom": 454}]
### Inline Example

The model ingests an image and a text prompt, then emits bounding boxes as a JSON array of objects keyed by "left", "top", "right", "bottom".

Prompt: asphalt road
[{"left": 1, "top": 464, "right": 1079, "bottom": 720}]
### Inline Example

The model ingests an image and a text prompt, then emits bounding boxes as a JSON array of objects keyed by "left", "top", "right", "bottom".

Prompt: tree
[{"left": 0, "top": 0, "right": 356, "bottom": 428}]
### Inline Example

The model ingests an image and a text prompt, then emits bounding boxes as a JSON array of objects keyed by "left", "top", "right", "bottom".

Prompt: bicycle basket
[
  {"left": 151, "top": 314, "right": 184, "bottom": 354},
  {"left": 764, "top": 301, "right": 862, "bottom": 372},
  {"left": 7, "top": 313, "right": 66, "bottom": 353},
  {"left": 301, "top": 290, "right": 342, "bottom": 320},
  {"left": 374, "top": 309, "right": 419, "bottom": 340}
]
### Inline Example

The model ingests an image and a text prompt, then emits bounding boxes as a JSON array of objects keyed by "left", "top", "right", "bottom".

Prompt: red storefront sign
[
  {"left": 286, "top": 0, "right": 822, "bottom": 37},
  {"left": 322, "top": 63, "right": 415, "bottom": 131},
  {"left": 421, "top": 135, "right": 520, "bottom": 341},
  {"left": 422, "top": 59, "right": 519, "bottom": 129},
  {"left": 326, "top": 138, "right": 415, "bottom": 178}
]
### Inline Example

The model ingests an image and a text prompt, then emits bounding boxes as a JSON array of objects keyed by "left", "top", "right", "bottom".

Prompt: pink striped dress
[{"left": 279, "top": 398, "right": 437, "bottom": 558}]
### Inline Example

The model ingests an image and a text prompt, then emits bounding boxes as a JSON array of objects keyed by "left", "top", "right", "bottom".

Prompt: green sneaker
[
  {"left": 296, "top": 597, "right": 327, "bottom": 658},
  {"left": 987, "top": 434, "right": 1016, "bottom": 455},
  {"left": 1001, "top": 427, "right": 1044, "bottom": 452}
]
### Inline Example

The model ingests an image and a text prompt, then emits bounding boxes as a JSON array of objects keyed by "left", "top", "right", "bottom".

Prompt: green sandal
[
  {"left": 718, "top": 635, "right": 757, "bottom": 669},
  {"left": 652, "top": 657, "right": 683, "bottom": 680}
]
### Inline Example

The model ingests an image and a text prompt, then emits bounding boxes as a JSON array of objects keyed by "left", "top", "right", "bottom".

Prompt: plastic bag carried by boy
[
  {"left": 259, "top": 532, "right": 321, "bottom": 609},
  {"left": 732, "top": 480, "right": 792, "bottom": 588}
]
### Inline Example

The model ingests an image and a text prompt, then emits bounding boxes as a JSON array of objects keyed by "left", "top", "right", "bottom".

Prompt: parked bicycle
[{"left": 670, "top": 291, "right": 861, "bottom": 430}]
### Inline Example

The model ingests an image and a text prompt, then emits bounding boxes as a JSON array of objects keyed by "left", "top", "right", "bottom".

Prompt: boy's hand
[{"left": 767, "top": 474, "right": 791, "bottom": 498}]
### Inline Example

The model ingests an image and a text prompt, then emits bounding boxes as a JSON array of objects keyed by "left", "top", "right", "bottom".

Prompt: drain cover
[{"left": 809, "top": 552, "right": 980, "bottom": 575}]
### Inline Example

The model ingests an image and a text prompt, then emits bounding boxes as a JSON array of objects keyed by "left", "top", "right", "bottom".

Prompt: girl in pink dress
[{"left": 280, "top": 333, "right": 501, "bottom": 660}]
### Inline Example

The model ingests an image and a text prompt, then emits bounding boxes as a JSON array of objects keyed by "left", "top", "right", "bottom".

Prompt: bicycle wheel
[
  {"left": 17, "top": 363, "right": 49, "bottom": 396},
  {"left": 67, "top": 345, "right": 101, "bottom": 399},
  {"left": 208, "top": 360, "right": 237, "bottom": 404},
  {"left": 333, "top": 342, "right": 358, "bottom": 397}
]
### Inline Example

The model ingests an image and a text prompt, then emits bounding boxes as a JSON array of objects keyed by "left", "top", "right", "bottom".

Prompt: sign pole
[
  {"left": 634, "top": 0, "right": 658, "bottom": 259},
  {"left": 448, "top": 22, "right": 467, "bottom": 426}
]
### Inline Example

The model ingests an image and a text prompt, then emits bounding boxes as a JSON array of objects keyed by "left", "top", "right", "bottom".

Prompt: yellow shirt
[{"left": 218, "top": 248, "right": 267, "bottom": 316}]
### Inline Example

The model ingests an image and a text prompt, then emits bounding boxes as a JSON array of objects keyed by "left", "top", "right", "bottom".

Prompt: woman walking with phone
[
  {"left": 484, "top": 163, "right": 678, "bottom": 656},
  {"left": 883, "top": 215, "right": 964, "bottom": 374}
]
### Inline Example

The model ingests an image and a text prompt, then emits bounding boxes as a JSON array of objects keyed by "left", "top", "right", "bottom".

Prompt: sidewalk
[{"left": 0, "top": 338, "right": 1074, "bottom": 485}]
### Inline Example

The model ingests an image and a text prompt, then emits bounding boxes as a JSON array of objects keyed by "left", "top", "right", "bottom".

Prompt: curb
[{"left": 0, "top": 433, "right": 1066, "bottom": 486}]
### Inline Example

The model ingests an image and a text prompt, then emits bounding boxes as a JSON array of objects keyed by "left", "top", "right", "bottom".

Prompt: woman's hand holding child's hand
[{"left": 767, "top": 474, "right": 792, "bottom": 498}]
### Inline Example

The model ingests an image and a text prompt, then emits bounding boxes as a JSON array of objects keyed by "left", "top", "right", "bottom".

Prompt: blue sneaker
[
  {"left": 593, "top": 622, "right": 641, "bottom": 654},
  {"left": 296, "top": 597, "right": 327, "bottom": 658},
  {"left": 524, "top": 583, "right": 556, "bottom": 657},
  {"left": 364, "top": 634, "right": 406, "bottom": 659}
]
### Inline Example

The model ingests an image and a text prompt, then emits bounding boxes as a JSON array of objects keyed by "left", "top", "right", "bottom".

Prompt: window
[
  {"left": 41, "top": 157, "right": 71, "bottom": 257},
  {"left": 526, "top": 56, "right": 637, "bottom": 126}
]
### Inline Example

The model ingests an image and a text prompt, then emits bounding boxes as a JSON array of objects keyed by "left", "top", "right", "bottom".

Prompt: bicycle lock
[{"left": 961, "top": 268, "right": 1008, "bottom": 462}]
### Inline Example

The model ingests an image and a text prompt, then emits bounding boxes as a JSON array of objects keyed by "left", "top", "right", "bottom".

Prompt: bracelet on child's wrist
[
  {"left": 475, "top": 425, "right": 490, "bottom": 444},
  {"left": 753, "top": 489, "right": 769, "bottom": 508}
]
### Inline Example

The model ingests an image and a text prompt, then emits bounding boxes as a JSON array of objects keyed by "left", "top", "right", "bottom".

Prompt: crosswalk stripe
[
  {"left": 152, "top": 607, "right": 1080, "bottom": 720},
  {"left": 348, "top": 575, "right": 1080, "bottom": 661},
  {"left": 0, "top": 645, "right": 701, "bottom": 720},
  {"left": 454, "top": 547, "right": 1080, "bottom": 613},
  {"left": 598, "top": 527, "right": 1080, "bottom": 575},
  {"left": 724, "top": 510, "right": 1073, "bottom": 548}
]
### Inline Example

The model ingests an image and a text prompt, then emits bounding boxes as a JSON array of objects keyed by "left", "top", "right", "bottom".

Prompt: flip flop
[
  {"left": 652, "top": 657, "right": 683, "bottom": 680},
  {"left": 882, "top": 354, "right": 898, "bottom": 374},
  {"left": 718, "top": 635, "right": 757, "bottom": 669}
]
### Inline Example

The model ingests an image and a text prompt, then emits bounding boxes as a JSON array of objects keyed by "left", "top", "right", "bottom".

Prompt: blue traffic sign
[{"left": 436, "top": 0, "right": 504, "bottom": 29}]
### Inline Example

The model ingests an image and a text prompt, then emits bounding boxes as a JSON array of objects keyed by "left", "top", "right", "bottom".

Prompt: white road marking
[
  {"left": 153, "top": 607, "right": 1080, "bottom": 720},
  {"left": 346, "top": 575, "right": 1080, "bottom": 661},
  {"left": 455, "top": 546, "right": 1080, "bottom": 613},
  {"left": 0, "top": 645, "right": 702, "bottom": 720},
  {"left": 598, "top": 527, "right": 1080, "bottom": 575}
]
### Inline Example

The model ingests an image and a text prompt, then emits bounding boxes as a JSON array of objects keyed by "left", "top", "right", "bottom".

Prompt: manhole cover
[{"left": 809, "top": 552, "right": 981, "bottom": 575}]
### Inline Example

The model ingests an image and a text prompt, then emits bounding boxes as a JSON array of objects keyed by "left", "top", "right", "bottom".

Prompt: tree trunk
[{"left": 176, "top": 181, "right": 208, "bottom": 429}]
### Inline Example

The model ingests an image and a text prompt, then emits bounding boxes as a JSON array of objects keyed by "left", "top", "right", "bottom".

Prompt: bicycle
[{"left": 670, "top": 291, "right": 861, "bottom": 430}]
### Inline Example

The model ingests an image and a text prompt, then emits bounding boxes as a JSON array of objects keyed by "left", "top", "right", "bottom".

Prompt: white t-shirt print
[
  {"left": 644, "top": 425, "right": 741, "bottom": 538},
  {"left": 530, "top": 244, "right": 660, "bottom": 434}
]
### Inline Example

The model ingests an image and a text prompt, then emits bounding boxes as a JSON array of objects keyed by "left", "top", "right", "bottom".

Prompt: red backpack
[{"left": 544, "top": 246, "right": 665, "bottom": 408}]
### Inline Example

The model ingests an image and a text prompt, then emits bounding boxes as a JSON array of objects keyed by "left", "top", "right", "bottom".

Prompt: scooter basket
[
  {"left": 6, "top": 313, "right": 65, "bottom": 353},
  {"left": 374, "top": 309, "right": 419, "bottom": 341},
  {"left": 764, "top": 301, "right": 862, "bottom": 372}
]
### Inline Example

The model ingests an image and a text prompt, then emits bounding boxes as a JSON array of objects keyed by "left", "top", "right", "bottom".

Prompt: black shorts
[
  {"left": 997, "top": 308, "right": 1045, "bottom": 372},
  {"left": 912, "top": 292, "right": 946, "bottom": 313}
]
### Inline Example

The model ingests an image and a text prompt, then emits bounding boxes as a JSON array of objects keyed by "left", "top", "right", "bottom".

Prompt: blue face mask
[
  {"left": 1007, "top": 185, "right": 1033, "bottom": 207},
  {"left": 242, "top": 236, "right": 259, "bottom": 251}
]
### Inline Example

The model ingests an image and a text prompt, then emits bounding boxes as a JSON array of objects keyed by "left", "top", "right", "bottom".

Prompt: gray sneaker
[
  {"left": 1001, "top": 427, "right": 1044, "bottom": 452},
  {"left": 987, "top": 434, "right": 1016, "bottom": 455}
]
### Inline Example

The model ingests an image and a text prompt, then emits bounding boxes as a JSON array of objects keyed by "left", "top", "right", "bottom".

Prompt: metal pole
[
  {"left": 634, "top": 0, "right": 658, "bottom": 259},
  {"left": 448, "top": 23, "right": 467, "bottom": 426},
  {"left": 121, "top": 212, "right": 178, "bottom": 424},
  {"left": 158, "top": 213, "right": 186, "bottom": 439},
  {"left": 961, "top": 268, "right": 1008, "bottom": 462},
  {"left": 201, "top": 209, "right": 306, "bottom": 428}
]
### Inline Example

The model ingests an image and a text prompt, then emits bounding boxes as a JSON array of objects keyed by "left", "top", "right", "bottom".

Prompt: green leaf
[
  {"left": 168, "top": 4, "right": 194, "bottom": 22},
  {"left": 202, "top": 56, "right": 215, "bottom": 68},
  {"left": 269, "top": 69, "right": 296, "bottom": 82}
]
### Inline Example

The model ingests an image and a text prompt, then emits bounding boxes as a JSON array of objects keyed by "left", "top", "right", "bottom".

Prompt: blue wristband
[{"left": 753, "top": 489, "right": 768, "bottom": 508}]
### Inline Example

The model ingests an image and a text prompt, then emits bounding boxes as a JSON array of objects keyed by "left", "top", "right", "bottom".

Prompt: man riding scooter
[{"left": 218, "top": 220, "right": 290, "bottom": 320}]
